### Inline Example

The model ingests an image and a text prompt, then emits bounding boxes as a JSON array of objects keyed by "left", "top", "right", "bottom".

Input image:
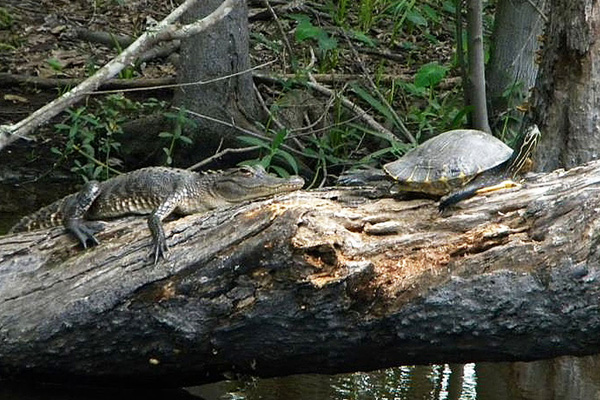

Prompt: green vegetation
[
  {"left": 0, "top": 7, "right": 13, "bottom": 30},
  {"left": 0, "top": 7, "right": 23, "bottom": 52},
  {"left": 51, "top": 95, "right": 167, "bottom": 182},
  {"left": 47, "top": 0, "right": 522, "bottom": 188},
  {"left": 159, "top": 108, "right": 196, "bottom": 166},
  {"left": 46, "top": 58, "right": 63, "bottom": 72}
]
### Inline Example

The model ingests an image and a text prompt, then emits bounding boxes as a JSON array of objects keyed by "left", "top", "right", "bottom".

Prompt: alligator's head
[{"left": 211, "top": 165, "right": 305, "bottom": 203}]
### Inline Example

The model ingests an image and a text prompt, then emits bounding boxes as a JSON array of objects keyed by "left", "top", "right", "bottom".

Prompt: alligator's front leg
[
  {"left": 148, "top": 190, "right": 185, "bottom": 264},
  {"left": 62, "top": 181, "right": 104, "bottom": 248}
]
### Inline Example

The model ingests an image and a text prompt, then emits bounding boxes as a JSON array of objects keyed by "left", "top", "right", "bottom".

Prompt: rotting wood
[{"left": 2, "top": 161, "right": 600, "bottom": 387}]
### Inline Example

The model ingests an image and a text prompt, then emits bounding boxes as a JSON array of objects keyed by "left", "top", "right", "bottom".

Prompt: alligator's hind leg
[{"left": 62, "top": 181, "right": 104, "bottom": 248}]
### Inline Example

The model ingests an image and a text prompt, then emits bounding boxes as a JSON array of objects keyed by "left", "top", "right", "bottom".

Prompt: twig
[
  {"left": 173, "top": 107, "right": 308, "bottom": 158},
  {"left": 89, "top": 60, "right": 276, "bottom": 95},
  {"left": 72, "top": 145, "right": 123, "bottom": 176},
  {"left": 73, "top": 28, "right": 134, "bottom": 49},
  {"left": 0, "top": 72, "right": 460, "bottom": 92},
  {"left": 187, "top": 145, "right": 261, "bottom": 171},
  {"left": 253, "top": 84, "right": 286, "bottom": 131},
  {"left": 341, "top": 31, "right": 416, "bottom": 145},
  {"left": 527, "top": 0, "right": 548, "bottom": 22},
  {"left": 0, "top": 73, "right": 176, "bottom": 90},
  {"left": 0, "top": 0, "right": 238, "bottom": 152},
  {"left": 255, "top": 74, "right": 402, "bottom": 144},
  {"left": 263, "top": 0, "right": 295, "bottom": 72}
]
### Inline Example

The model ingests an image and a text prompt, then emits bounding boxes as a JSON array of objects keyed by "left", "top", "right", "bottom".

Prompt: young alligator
[{"left": 10, "top": 165, "right": 305, "bottom": 263}]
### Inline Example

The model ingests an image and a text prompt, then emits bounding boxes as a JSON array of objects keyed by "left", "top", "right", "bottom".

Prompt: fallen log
[{"left": 1, "top": 161, "right": 600, "bottom": 387}]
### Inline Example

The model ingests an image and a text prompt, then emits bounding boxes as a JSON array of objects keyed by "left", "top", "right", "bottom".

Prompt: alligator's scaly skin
[{"left": 10, "top": 165, "right": 304, "bottom": 263}]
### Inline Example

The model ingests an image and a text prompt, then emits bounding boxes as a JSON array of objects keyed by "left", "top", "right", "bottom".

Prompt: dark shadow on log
[{"left": 2, "top": 161, "right": 600, "bottom": 387}]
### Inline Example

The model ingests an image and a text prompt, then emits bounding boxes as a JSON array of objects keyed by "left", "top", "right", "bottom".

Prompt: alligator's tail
[{"left": 9, "top": 194, "right": 74, "bottom": 233}]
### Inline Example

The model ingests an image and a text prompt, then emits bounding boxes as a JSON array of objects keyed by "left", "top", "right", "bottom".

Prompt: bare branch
[{"left": 0, "top": 0, "right": 239, "bottom": 152}]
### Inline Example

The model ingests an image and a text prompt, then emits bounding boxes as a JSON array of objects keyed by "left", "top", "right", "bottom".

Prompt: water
[
  {"left": 191, "top": 356, "right": 600, "bottom": 399},
  {"left": 1, "top": 356, "right": 598, "bottom": 400}
]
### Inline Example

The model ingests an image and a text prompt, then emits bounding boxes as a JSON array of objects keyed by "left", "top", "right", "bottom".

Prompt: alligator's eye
[{"left": 239, "top": 166, "right": 254, "bottom": 176}]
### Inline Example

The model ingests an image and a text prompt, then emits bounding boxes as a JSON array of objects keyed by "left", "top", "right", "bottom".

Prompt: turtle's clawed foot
[{"left": 65, "top": 219, "right": 105, "bottom": 248}]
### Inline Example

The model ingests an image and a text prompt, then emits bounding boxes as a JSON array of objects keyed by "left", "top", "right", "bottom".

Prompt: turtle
[{"left": 382, "top": 125, "right": 540, "bottom": 210}]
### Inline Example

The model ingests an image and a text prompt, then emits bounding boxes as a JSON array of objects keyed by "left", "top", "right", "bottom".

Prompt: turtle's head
[{"left": 509, "top": 124, "right": 541, "bottom": 176}]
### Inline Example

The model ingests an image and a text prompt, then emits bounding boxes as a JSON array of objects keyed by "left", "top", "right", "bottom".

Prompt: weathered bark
[
  {"left": 2, "top": 161, "right": 600, "bottom": 387},
  {"left": 173, "top": 0, "right": 260, "bottom": 163},
  {"left": 532, "top": 0, "right": 600, "bottom": 171},
  {"left": 488, "top": 0, "right": 547, "bottom": 122}
]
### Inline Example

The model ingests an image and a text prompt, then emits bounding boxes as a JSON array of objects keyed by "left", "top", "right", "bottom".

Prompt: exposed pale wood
[{"left": 1, "top": 161, "right": 600, "bottom": 387}]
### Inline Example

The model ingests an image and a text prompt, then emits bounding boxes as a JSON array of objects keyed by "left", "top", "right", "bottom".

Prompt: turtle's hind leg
[{"left": 439, "top": 180, "right": 521, "bottom": 211}]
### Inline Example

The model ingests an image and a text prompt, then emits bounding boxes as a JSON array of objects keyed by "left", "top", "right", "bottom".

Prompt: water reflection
[
  {"left": 1, "top": 355, "right": 600, "bottom": 399},
  {"left": 191, "top": 355, "right": 600, "bottom": 400}
]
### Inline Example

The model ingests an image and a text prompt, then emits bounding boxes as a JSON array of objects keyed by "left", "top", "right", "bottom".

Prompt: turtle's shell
[{"left": 383, "top": 129, "right": 513, "bottom": 196}]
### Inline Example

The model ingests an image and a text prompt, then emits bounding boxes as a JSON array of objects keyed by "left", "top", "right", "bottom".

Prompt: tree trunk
[
  {"left": 487, "top": 0, "right": 547, "bottom": 126},
  {"left": 2, "top": 160, "right": 600, "bottom": 387},
  {"left": 173, "top": 0, "right": 260, "bottom": 164},
  {"left": 532, "top": 0, "right": 600, "bottom": 172},
  {"left": 466, "top": 0, "right": 491, "bottom": 133}
]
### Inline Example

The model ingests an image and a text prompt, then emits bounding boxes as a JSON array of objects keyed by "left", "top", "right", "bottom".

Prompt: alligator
[{"left": 10, "top": 165, "right": 305, "bottom": 263}]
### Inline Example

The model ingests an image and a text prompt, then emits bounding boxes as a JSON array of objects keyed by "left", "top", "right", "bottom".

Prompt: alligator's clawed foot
[
  {"left": 65, "top": 219, "right": 105, "bottom": 249},
  {"left": 152, "top": 237, "right": 170, "bottom": 265}
]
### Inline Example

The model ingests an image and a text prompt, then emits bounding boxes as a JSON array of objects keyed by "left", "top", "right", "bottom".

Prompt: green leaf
[
  {"left": 270, "top": 165, "right": 290, "bottom": 178},
  {"left": 272, "top": 129, "right": 287, "bottom": 150},
  {"left": 237, "top": 135, "right": 270, "bottom": 149},
  {"left": 289, "top": 14, "right": 310, "bottom": 23},
  {"left": 54, "top": 123, "right": 72, "bottom": 131},
  {"left": 451, "top": 105, "right": 473, "bottom": 127},
  {"left": 296, "top": 21, "right": 322, "bottom": 42},
  {"left": 259, "top": 155, "right": 272, "bottom": 168},
  {"left": 163, "top": 112, "right": 179, "bottom": 119},
  {"left": 179, "top": 135, "right": 193, "bottom": 145},
  {"left": 302, "top": 148, "right": 320, "bottom": 158},
  {"left": 358, "top": 147, "right": 398, "bottom": 163},
  {"left": 50, "top": 147, "right": 63, "bottom": 156},
  {"left": 351, "top": 83, "right": 395, "bottom": 123},
  {"left": 346, "top": 123, "right": 402, "bottom": 145},
  {"left": 158, "top": 131, "right": 173, "bottom": 138},
  {"left": 442, "top": 1, "right": 456, "bottom": 14},
  {"left": 93, "top": 165, "right": 103, "bottom": 179},
  {"left": 400, "top": 81, "right": 427, "bottom": 97},
  {"left": 406, "top": 9, "right": 427, "bottom": 26},
  {"left": 351, "top": 30, "right": 376, "bottom": 47},
  {"left": 318, "top": 35, "right": 337, "bottom": 51},
  {"left": 414, "top": 62, "right": 448, "bottom": 89},
  {"left": 81, "top": 114, "right": 100, "bottom": 126},
  {"left": 81, "top": 143, "right": 95, "bottom": 156},
  {"left": 421, "top": 5, "right": 439, "bottom": 23},
  {"left": 275, "top": 149, "right": 299, "bottom": 174},
  {"left": 46, "top": 58, "right": 63, "bottom": 71}
]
